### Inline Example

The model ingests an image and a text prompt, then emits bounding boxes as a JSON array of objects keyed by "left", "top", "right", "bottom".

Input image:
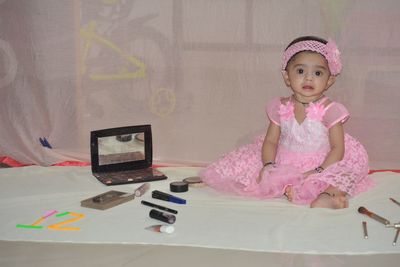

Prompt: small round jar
[{"left": 170, "top": 181, "right": 189, "bottom": 193}]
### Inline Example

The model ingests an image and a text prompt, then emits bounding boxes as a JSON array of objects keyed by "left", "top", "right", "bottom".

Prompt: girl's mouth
[{"left": 302, "top": 85, "right": 314, "bottom": 90}]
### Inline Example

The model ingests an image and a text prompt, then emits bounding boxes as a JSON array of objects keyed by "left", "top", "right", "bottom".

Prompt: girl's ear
[
  {"left": 281, "top": 70, "right": 291, "bottom": 87},
  {"left": 325, "top": 75, "right": 336, "bottom": 90}
]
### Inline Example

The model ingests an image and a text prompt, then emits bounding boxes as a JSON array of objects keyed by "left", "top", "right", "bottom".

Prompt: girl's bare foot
[
  {"left": 284, "top": 186, "right": 293, "bottom": 201},
  {"left": 310, "top": 191, "right": 348, "bottom": 209}
]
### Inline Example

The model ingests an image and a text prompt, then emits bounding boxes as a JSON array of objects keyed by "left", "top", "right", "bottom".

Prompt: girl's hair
[{"left": 285, "top": 36, "right": 327, "bottom": 51}]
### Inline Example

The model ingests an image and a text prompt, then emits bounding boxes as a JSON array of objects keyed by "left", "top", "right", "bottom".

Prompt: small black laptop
[{"left": 90, "top": 124, "right": 167, "bottom": 185}]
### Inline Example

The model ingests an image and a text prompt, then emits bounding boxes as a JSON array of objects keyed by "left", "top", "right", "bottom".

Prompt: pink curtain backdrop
[{"left": 0, "top": 0, "right": 399, "bottom": 168}]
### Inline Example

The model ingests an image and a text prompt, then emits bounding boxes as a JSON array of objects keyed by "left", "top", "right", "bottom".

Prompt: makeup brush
[{"left": 358, "top": 206, "right": 390, "bottom": 225}]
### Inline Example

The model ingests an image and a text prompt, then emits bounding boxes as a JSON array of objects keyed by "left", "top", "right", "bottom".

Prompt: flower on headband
[{"left": 325, "top": 39, "right": 342, "bottom": 76}]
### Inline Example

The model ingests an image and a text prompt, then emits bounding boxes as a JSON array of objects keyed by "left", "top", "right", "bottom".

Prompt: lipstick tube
[
  {"left": 149, "top": 209, "right": 176, "bottom": 224},
  {"left": 134, "top": 183, "right": 150, "bottom": 197}
]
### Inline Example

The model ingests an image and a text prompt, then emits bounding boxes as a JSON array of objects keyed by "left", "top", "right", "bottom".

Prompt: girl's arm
[
  {"left": 257, "top": 122, "right": 280, "bottom": 183},
  {"left": 304, "top": 122, "right": 344, "bottom": 177},
  {"left": 261, "top": 122, "right": 281, "bottom": 166},
  {"left": 320, "top": 122, "right": 345, "bottom": 169}
]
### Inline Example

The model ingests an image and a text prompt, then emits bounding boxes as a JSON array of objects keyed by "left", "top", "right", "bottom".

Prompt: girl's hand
[
  {"left": 257, "top": 164, "right": 274, "bottom": 183},
  {"left": 303, "top": 169, "right": 317, "bottom": 178},
  {"left": 304, "top": 166, "right": 324, "bottom": 178}
]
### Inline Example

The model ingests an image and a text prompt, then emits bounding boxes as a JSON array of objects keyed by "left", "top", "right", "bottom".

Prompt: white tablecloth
[{"left": 1, "top": 166, "right": 400, "bottom": 266}]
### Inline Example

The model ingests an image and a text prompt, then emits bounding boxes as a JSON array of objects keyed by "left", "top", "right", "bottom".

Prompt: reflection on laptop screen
[
  {"left": 90, "top": 125, "right": 167, "bottom": 185},
  {"left": 98, "top": 133, "right": 145, "bottom": 165}
]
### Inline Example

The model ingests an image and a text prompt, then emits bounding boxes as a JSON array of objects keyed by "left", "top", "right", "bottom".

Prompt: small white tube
[
  {"left": 134, "top": 183, "right": 150, "bottom": 197},
  {"left": 146, "top": 224, "right": 175, "bottom": 234}
]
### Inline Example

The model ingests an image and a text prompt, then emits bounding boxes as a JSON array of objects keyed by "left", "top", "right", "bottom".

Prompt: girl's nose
[{"left": 305, "top": 72, "right": 313, "bottom": 80}]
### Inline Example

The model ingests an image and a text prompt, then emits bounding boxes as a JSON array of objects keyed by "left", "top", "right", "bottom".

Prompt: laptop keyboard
[{"left": 94, "top": 168, "right": 167, "bottom": 185}]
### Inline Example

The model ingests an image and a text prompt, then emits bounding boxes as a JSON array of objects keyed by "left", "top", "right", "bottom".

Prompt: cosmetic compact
[
  {"left": 183, "top": 176, "right": 204, "bottom": 187},
  {"left": 170, "top": 181, "right": 189, "bottom": 192}
]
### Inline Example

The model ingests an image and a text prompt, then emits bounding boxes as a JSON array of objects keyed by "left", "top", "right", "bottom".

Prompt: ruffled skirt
[{"left": 200, "top": 134, "right": 375, "bottom": 204}]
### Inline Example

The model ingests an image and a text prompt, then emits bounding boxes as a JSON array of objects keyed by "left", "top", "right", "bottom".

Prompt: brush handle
[{"left": 358, "top": 206, "right": 390, "bottom": 225}]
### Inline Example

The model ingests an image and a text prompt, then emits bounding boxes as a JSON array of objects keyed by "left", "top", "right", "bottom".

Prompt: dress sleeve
[
  {"left": 265, "top": 97, "right": 281, "bottom": 126},
  {"left": 323, "top": 102, "right": 350, "bottom": 129}
]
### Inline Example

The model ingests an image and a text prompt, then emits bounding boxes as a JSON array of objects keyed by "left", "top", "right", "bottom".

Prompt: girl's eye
[
  {"left": 315, "top": 71, "right": 322, "bottom": 76},
  {"left": 296, "top": 68, "right": 304, "bottom": 74}
]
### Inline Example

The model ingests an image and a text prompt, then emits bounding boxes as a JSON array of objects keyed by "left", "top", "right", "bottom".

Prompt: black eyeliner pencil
[{"left": 141, "top": 200, "right": 178, "bottom": 214}]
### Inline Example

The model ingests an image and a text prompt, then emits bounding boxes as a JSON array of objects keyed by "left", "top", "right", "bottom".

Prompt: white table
[{"left": 1, "top": 166, "right": 400, "bottom": 266}]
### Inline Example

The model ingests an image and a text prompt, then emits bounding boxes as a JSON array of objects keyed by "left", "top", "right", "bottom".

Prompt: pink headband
[{"left": 282, "top": 39, "right": 342, "bottom": 76}]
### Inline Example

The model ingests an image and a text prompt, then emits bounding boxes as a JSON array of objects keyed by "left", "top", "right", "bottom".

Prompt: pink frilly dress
[{"left": 200, "top": 97, "right": 375, "bottom": 204}]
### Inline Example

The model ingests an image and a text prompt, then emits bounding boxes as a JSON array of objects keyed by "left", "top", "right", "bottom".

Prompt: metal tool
[{"left": 393, "top": 229, "right": 400, "bottom": 246}]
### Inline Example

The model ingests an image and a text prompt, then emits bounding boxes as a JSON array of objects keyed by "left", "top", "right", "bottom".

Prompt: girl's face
[{"left": 282, "top": 51, "right": 335, "bottom": 102}]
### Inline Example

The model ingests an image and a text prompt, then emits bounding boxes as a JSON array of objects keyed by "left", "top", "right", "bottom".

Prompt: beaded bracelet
[
  {"left": 263, "top": 161, "right": 275, "bottom": 167},
  {"left": 314, "top": 166, "right": 324, "bottom": 173}
]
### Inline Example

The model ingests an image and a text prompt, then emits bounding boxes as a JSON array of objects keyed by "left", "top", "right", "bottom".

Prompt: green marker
[
  {"left": 56, "top": 212, "right": 70, "bottom": 217},
  {"left": 16, "top": 224, "right": 43, "bottom": 229}
]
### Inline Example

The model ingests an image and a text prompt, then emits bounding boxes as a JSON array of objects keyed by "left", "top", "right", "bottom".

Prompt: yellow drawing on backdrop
[
  {"left": 149, "top": 88, "right": 176, "bottom": 117},
  {"left": 80, "top": 20, "right": 146, "bottom": 81}
]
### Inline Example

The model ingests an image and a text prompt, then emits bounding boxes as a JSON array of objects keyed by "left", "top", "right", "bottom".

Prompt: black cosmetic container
[{"left": 149, "top": 209, "right": 176, "bottom": 224}]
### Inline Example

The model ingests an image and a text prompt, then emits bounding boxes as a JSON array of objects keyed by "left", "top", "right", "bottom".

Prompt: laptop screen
[{"left": 90, "top": 125, "right": 153, "bottom": 173}]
